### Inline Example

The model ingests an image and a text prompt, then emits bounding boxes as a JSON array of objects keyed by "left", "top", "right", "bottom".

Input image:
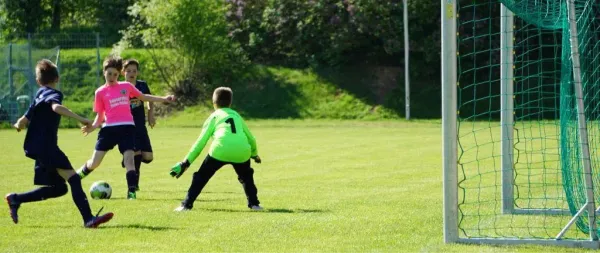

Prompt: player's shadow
[
  {"left": 202, "top": 208, "right": 327, "bottom": 213},
  {"left": 110, "top": 197, "right": 183, "bottom": 201},
  {"left": 27, "top": 224, "right": 78, "bottom": 229},
  {"left": 203, "top": 191, "right": 240, "bottom": 194},
  {"left": 99, "top": 224, "right": 178, "bottom": 231},
  {"left": 110, "top": 197, "right": 230, "bottom": 202}
]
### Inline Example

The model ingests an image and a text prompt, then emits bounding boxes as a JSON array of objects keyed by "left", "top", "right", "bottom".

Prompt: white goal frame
[{"left": 442, "top": 0, "right": 600, "bottom": 248}]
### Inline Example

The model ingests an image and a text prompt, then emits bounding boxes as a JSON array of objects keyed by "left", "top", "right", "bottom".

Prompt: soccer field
[{"left": 0, "top": 121, "right": 591, "bottom": 252}]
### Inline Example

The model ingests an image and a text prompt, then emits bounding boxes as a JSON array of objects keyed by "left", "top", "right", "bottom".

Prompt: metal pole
[
  {"left": 403, "top": 0, "right": 410, "bottom": 120},
  {"left": 566, "top": 0, "right": 598, "bottom": 241},
  {"left": 96, "top": 33, "right": 101, "bottom": 86},
  {"left": 27, "top": 33, "right": 34, "bottom": 96},
  {"left": 442, "top": 0, "right": 458, "bottom": 244},
  {"left": 500, "top": 3, "right": 515, "bottom": 215},
  {"left": 8, "top": 43, "right": 15, "bottom": 122},
  {"left": 8, "top": 43, "right": 13, "bottom": 98}
]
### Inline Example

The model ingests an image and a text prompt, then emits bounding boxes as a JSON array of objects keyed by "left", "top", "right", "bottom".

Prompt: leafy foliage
[{"left": 120, "top": 0, "right": 249, "bottom": 104}]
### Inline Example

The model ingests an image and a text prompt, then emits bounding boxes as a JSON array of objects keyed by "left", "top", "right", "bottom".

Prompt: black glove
[{"left": 169, "top": 159, "right": 191, "bottom": 179}]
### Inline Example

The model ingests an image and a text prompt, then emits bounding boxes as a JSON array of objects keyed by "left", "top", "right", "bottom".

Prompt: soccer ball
[{"left": 89, "top": 181, "right": 112, "bottom": 199}]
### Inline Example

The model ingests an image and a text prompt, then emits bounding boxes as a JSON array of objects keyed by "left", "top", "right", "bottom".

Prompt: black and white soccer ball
[{"left": 89, "top": 181, "right": 112, "bottom": 199}]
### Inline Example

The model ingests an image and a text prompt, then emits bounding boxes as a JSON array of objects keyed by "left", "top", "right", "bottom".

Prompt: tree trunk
[{"left": 51, "top": 0, "right": 61, "bottom": 31}]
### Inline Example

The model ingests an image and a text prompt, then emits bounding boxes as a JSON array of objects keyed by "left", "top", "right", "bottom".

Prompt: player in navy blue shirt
[
  {"left": 122, "top": 59, "right": 155, "bottom": 190},
  {"left": 5, "top": 59, "right": 113, "bottom": 228}
]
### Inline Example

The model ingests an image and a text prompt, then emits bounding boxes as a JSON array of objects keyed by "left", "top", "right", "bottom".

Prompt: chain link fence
[{"left": 0, "top": 33, "right": 101, "bottom": 123}]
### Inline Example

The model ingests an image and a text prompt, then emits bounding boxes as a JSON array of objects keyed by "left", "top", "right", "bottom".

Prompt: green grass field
[{"left": 0, "top": 120, "right": 595, "bottom": 252}]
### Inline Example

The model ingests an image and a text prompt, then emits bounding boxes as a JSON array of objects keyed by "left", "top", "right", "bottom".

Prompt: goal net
[
  {"left": 443, "top": 0, "right": 600, "bottom": 248},
  {"left": 0, "top": 43, "right": 60, "bottom": 123}
]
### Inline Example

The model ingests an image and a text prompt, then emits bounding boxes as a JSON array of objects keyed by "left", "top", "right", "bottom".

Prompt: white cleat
[
  {"left": 174, "top": 206, "right": 191, "bottom": 212},
  {"left": 250, "top": 205, "right": 264, "bottom": 211}
]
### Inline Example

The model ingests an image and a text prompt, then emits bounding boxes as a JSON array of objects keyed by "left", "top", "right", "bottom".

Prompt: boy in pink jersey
[{"left": 76, "top": 55, "right": 174, "bottom": 199}]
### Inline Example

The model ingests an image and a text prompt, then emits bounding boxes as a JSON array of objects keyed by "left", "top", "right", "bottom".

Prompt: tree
[
  {"left": 0, "top": 0, "right": 48, "bottom": 34},
  {"left": 120, "top": 0, "right": 248, "bottom": 101},
  {"left": 51, "top": 0, "right": 60, "bottom": 31}
]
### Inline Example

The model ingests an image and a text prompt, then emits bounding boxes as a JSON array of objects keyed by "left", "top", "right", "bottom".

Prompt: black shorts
[
  {"left": 134, "top": 126, "right": 153, "bottom": 153},
  {"left": 31, "top": 148, "right": 73, "bottom": 186},
  {"left": 95, "top": 125, "right": 136, "bottom": 154}
]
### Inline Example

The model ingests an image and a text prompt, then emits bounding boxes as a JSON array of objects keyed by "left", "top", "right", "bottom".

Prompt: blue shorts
[
  {"left": 96, "top": 125, "right": 136, "bottom": 154},
  {"left": 134, "top": 126, "right": 153, "bottom": 153},
  {"left": 31, "top": 148, "right": 73, "bottom": 186}
]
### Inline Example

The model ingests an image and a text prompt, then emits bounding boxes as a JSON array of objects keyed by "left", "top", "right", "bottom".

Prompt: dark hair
[
  {"left": 36, "top": 59, "right": 59, "bottom": 85},
  {"left": 123, "top": 59, "right": 140, "bottom": 70},
  {"left": 212, "top": 87, "right": 233, "bottom": 108},
  {"left": 103, "top": 55, "right": 123, "bottom": 72}
]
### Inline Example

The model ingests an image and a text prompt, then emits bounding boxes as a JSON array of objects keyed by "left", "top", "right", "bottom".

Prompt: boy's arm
[
  {"left": 241, "top": 119, "right": 259, "bottom": 158},
  {"left": 81, "top": 112, "right": 104, "bottom": 136},
  {"left": 128, "top": 82, "right": 174, "bottom": 104},
  {"left": 91, "top": 112, "right": 105, "bottom": 128},
  {"left": 15, "top": 103, "right": 35, "bottom": 131},
  {"left": 145, "top": 84, "right": 156, "bottom": 128},
  {"left": 183, "top": 116, "right": 216, "bottom": 164},
  {"left": 52, "top": 104, "right": 92, "bottom": 125},
  {"left": 170, "top": 115, "right": 216, "bottom": 178},
  {"left": 147, "top": 101, "right": 155, "bottom": 128},
  {"left": 139, "top": 94, "right": 175, "bottom": 104},
  {"left": 13, "top": 116, "right": 29, "bottom": 132}
]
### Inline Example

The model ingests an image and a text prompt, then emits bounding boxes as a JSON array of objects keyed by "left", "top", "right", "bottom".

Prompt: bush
[{"left": 120, "top": 0, "right": 249, "bottom": 104}]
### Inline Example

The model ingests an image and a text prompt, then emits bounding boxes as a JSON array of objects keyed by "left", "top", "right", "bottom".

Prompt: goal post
[{"left": 443, "top": 0, "right": 600, "bottom": 248}]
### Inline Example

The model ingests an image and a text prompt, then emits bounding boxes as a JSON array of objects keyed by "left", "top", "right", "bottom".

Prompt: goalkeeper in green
[{"left": 170, "top": 87, "right": 263, "bottom": 211}]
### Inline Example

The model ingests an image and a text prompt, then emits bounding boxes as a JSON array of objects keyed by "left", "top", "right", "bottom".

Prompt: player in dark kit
[
  {"left": 122, "top": 59, "right": 155, "bottom": 190},
  {"left": 5, "top": 59, "right": 113, "bottom": 228}
]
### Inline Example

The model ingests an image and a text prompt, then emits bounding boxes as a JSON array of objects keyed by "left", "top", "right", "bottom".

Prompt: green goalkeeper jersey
[{"left": 184, "top": 108, "right": 258, "bottom": 164}]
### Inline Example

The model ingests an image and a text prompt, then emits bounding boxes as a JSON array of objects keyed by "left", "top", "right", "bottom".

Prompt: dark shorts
[
  {"left": 96, "top": 125, "right": 136, "bottom": 154},
  {"left": 31, "top": 148, "right": 73, "bottom": 186},
  {"left": 134, "top": 126, "right": 153, "bottom": 153}
]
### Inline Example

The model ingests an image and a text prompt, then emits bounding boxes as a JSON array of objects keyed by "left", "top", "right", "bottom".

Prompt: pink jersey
[{"left": 94, "top": 81, "right": 143, "bottom": 127}]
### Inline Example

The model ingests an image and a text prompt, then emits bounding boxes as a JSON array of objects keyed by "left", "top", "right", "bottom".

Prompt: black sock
[
  {"left": 17, "top": 184, "right": 68, "bottom": 203},
  {"left": 67, "top": 174, "right": 94, "bottom": 222},
  {"left": 126, "top": 170, "right": 137, "bottom": 192},
  {"left": 134, "top": 155, "right": 142, "bottom": 185}
]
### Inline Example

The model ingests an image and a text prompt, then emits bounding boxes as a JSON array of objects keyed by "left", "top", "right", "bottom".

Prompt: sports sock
[
  {"left": 134, "top": 155, "right": 142, "bottom": 184},
  {"left": 16, "top": 184, "right": 68, "bottom": 203},
  {"left": 77, "top": 165, "right": 92, "bottom": 178},
  {"left": 126, "top": 170, "right": 137, "bottom": 192},
  {"left": 67, "top": 174, "right": 94, "bottom": 222}
]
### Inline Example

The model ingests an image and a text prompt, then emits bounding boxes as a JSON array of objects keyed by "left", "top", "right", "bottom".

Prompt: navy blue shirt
[
  {"left": 130, "top": 80, "right": 151, "bottom": 127},
  {"left": 23, "top": 86, "right": 63, "bottom": 158}
]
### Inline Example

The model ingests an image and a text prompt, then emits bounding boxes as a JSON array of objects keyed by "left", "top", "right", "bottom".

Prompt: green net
[
  {"left": 558, "top": 1, "right": 600, "bottom": 234},
  {"left": 0, "top": 44, "right": 59, "bottom": 123},
  {"left": 456, "top": 0, "right": 600, "bottom": 240}
]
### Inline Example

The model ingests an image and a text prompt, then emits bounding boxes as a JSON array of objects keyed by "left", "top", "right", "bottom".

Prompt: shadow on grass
[
  {"left": 26, "top": 224, "right": 77, "bottom": 229},
  {"left": 109, "top": 197, "right": 182, "bottom": 201},
  {"left": 201, "top": 208, "right": 327, "bottom": 213},
  {"left": 99, "top": 224, "right": 178, "bottom": 231},
  {"left": 109, "top": 197, "right": 230, "bottom": 202}
]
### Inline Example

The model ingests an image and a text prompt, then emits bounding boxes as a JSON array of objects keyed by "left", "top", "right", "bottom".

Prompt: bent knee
[
  {"left": 54, "top": 184, "right": 69, "bottom": 196},
  {"left": 142, "top": 153, "right": 153, "bottom": 163}
]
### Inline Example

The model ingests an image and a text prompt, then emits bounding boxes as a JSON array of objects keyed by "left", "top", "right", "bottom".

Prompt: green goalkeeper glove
[{"left": 169, "top": 160, "right": 191, "bottom": 179}]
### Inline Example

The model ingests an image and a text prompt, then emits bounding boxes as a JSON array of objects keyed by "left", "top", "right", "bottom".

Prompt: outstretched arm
[
  {"left": 81, "top": 112, "right": 105, "bottom": 136},
  {"left": 183, "top": 116, "right": 216, "bottom": 164},
  {"left": 241, "top": 119, "right": 260, "bottom": 163},
  {"left": 138, "top": 94, "right": 175, "bottom": 104},
  {"left": 52, "top": 104, "right": 92, "bottom": 126}
]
